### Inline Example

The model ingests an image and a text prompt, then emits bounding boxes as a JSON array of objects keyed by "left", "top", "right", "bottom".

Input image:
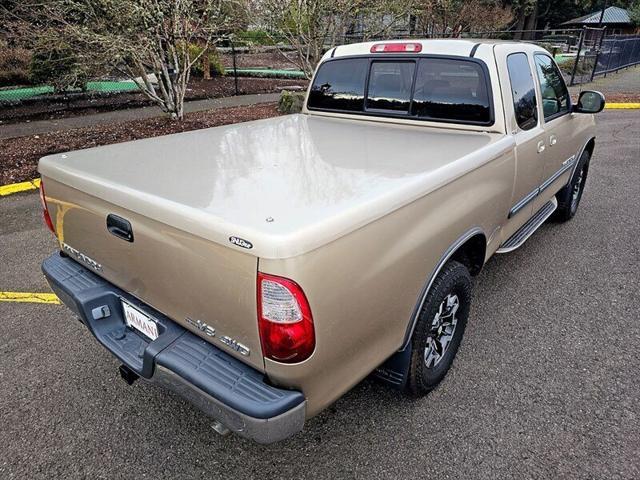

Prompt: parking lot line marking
[
  {"left": 0, "top": 178, "right": 41, "bottom": 197},
  {"left": 0, "top": 292, "right": 60, "bottom": 304},
  {"left": 605, "top": 103, "right": 640, "bottom": 109}
]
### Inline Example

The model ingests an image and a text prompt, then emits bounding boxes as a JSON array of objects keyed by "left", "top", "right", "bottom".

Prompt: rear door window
[
  {"left": 307, "top": 58, "right": 368, "bottom": 112},
  {"left": 506, "top": 53, "right": 538, "bottom": 130},
  {"left": 366, "top": 61, "right": 415, "bottom": 112}
]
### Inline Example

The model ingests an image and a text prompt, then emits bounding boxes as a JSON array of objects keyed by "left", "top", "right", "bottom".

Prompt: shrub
[
  {"left": 0, "top": 47, "right": 32, "bottom": 87},
  {"left": 188, "top": 45, "right": 226, "bottom": 78},
  {"left": 555, "top": 56, "right": 595, "bottom": 82},
  {"left": 30, "top": 42, "right": 90, "bottom": 92},
  {"left": 237, "top": 30, "right": 276, "bottom": 46},
  {"left": 537, "top": 42, "right": 556, "bottom": 55},
  {"left": 278, "top": 90, "right": 305, "bottom": 114}
]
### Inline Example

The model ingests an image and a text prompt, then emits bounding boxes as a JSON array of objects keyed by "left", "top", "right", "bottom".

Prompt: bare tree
[
  {"left": 3, "top": 0, "right": 246, "bottom": 120},
  {"left": 414, "top": 0, "right": 512, "bottom": 37},
  {"left": 254, "top": 0, "right": 416, "bottom": 78}
]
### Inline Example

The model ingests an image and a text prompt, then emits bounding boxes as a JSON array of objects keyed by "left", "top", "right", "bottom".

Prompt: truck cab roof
[{"left": 324, "top": 38, "right": 544, "bottom": 62}]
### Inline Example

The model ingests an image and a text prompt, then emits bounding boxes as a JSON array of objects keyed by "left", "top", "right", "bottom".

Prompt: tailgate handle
[{"left": 107, "top": 214, "right": 134, "bottom": 242}]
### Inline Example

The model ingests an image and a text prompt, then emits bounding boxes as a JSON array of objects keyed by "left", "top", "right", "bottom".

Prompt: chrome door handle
[
  {"left": 537, "top": 141, "right": 546, "bottom": 154},
  {"left": 549, "top": 135, "right": 557, "bottom": 146}
]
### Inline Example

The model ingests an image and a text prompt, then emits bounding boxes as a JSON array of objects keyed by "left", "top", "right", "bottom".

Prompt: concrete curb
[
  {"left": 605, "top": 103, "right": 640, "bottom": 109},
  {"left": 0, "top": 291, "right": 60, "bottom": 304},
  {"left": 0, "top": 178, "right": 41, "bottom": 197}
]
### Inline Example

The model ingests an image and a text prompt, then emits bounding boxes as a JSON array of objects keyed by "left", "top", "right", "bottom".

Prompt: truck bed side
[{"left": 260, "top": 145, "right": 517, "bottom": 416}]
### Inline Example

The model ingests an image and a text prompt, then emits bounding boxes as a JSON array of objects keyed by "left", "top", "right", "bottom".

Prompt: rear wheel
[
  {"left": 554, "top": 150, "right": 590, "bottom": 222},
  {"left": 406, "top": 261, "right": 472, "bottom": 396}
]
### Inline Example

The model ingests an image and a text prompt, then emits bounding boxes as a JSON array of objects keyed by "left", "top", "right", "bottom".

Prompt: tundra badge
[{"left": 62, "top": 243, "right": 103, "bottom": 272}]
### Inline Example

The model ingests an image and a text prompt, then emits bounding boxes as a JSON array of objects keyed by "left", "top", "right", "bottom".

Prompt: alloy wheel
[
  {"left": 424, "top": 293, "right": 460, "bottom": 368},
  {"left": 571, "top": 166, "right": 585, "bottom": 213}
]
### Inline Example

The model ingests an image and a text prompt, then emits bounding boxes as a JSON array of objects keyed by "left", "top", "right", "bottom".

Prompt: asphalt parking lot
[{"left": 1, "top": 110, "right": 639, "bottom": 479}]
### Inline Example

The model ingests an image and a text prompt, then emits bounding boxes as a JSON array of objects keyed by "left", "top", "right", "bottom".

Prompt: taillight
[
  {"left": 39, "top": 180, "right": 56, "bottom": 235},
  {"left": 370, "top": 42, "right": 422, "bottom": 53},
  {"left": 257, "top": 272, "right": 315, "bottom": 363}
]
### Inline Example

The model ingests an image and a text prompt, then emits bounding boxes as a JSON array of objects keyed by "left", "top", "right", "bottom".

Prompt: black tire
[
  {"left": 553, "top": 150, "right": 590, "bottom": 222},
  {"left": 406, "top": 260, "right": 472, "bottom": 396}
]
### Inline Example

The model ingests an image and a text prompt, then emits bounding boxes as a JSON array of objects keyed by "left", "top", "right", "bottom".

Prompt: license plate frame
[{"left": 121, "top": 300, "right": 159, "bottom": 341}]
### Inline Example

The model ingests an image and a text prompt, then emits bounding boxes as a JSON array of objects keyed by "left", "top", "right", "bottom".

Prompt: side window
[
  {"left": 506, "top": 53, "right": 538, "bottom": 131},
  {"left": 366, "top": 61, "right": 415, "bottom": 112},
  {"left": 307, "top": 58, "right": 368, "bottom": 112},
  {"left": 534, "top": 54, "right": 570, "bottom": 120}
]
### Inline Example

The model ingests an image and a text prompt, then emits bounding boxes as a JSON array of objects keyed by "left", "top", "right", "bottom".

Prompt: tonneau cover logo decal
[{"left": 229, "top": 236, "right": 253, "bottom": 249}]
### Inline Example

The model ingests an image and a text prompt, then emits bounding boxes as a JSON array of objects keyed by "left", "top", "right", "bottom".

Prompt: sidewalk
[{"left": 0, "top": 92, "right": 280, "bottom": 140}]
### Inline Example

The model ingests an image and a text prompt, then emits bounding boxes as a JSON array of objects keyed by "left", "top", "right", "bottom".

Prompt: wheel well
[
  {"left": 584, "top": 138, "right": 596, "bottom": 157},
  {"left": 450, "top": 233, "right": 486, "bottom": 276}
]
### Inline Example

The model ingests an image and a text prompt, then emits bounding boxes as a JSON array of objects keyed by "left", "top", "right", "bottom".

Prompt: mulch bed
[
  {"left": 0, "top": 102, "right": 282, "bottom": 185},
  {"left": 1, "top": 77, "right": 307, "bottom": 124},
  {"left": 2, "top": 91, "right": 637, "bottom": 186},
  {"left": 602, "top": 93, "right": 640, "bottom": 102},
  {"left": 570, "top": 91, "right": 640, "bottom": 103}
]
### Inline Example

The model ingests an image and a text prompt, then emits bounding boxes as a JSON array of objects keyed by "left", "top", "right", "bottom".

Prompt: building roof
[{"left": 562, "top": 6, "right": 631, "bottom": 26}]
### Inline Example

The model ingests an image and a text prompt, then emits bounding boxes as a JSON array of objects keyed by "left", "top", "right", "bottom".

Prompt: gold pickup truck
[{"left": 39, "top": 39, "right": 605, "bottom": 443}]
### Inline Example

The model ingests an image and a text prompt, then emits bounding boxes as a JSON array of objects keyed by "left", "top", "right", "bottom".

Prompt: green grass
[
  {"left": 0, "top": 71, "right": 307, "bottom": 101},
  {"left": 85, "top": 80, "right": 140, "bottom": 93},
  {"left": 0, "top": 80, "right": 140, "bottom": 101},
  {"left": 230, "top": 68, "right": 306, "bottom": 79},
  {"left": 0, "top": 85, "right": 55, "bottom": 101},
  {"left": 554, "top": 54, "right": 576, "bottom": 62}
]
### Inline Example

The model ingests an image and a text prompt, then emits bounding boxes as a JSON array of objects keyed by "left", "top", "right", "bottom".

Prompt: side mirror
[{"left": 574, "top": 91, "right": 605, "bottom": 114}]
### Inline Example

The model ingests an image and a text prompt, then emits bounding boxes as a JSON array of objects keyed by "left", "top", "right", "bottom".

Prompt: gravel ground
[
  {"left": 569, "top": 65, "right": 640, "bottom": 102},
  {"left": 0, "top": 110, "right": 639, "bottom": 479}
]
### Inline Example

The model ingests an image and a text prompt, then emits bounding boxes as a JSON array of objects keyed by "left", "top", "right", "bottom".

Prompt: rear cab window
[
  {"left": 366, "top": 61, "right": 415, "bottom": 112},
  {"left": 411, "top": 58, "right": 490, "bottom": 123},
  {"left": 307, "top": 56, "right": 493, "bottom": 126},
  {"left": 307, "top": 58, "right": 368, "bottom": 112}
]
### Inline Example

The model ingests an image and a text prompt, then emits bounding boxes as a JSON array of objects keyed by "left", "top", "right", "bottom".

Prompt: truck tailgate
[{"left": 41, "top": 178, "right": 263, "bottom": 371}]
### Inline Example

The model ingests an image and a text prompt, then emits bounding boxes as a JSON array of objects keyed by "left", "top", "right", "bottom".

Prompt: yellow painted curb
[
  {"left": 0, "top": 292, "right": 60, "bottom": 304},
  {"left": 0, "top": 178, "right": 41, "bottom": 197},
  {"left": 605, "top": 103, "right": 640, "bottom": 109}
]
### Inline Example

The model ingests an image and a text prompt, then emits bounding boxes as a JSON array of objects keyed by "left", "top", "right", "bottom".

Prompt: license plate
[{"left": 122, "top": 300, "right": 159, "bottom": 341}]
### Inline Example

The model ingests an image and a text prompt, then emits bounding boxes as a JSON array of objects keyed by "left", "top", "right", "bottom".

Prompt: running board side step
[{"left": 497, "top": 198, "right": 557, "bottom": 253}]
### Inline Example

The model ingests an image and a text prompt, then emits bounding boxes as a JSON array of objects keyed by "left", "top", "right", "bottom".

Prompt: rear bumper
[{"left": 42, "top": 252, "right": 305, "bottom": 444}]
